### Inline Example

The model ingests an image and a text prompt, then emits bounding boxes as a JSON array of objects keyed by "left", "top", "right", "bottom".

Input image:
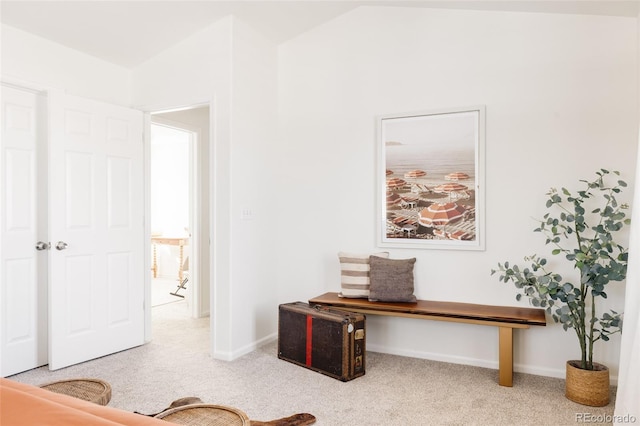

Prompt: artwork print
[{"left": 377, "top": 106, "right": 485, "bottom": 250}]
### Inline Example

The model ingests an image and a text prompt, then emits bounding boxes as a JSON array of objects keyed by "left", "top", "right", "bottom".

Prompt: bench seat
[{"left": 308, "top": 292, "right": 546, "bottom": 387}]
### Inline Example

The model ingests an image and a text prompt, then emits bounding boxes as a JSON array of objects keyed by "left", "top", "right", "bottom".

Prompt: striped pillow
[{"left": 338, "top": 252, "right": 390, "bottom": 298}]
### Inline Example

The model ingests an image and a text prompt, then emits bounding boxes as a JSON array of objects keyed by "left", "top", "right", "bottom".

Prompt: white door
[
  {"left": 0, "top": 85, "right": 48, "bottom": 376},
  {"left": 48, "top": 92, "right": 145, "bottom": 370}
]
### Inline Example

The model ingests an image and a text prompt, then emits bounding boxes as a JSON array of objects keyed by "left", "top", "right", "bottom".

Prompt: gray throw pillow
[{"left": 368, "top": 256, "right": 417, "bottom": 303}]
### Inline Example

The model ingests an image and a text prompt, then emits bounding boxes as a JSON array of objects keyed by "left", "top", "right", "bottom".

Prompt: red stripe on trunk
[{"left": 306, "top": 315, "right": 313, "bottom": 366}]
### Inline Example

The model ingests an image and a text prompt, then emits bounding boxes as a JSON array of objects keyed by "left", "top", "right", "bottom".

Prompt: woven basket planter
[{"left": 565, "top": 360, "right": 610, "bottom": 406}]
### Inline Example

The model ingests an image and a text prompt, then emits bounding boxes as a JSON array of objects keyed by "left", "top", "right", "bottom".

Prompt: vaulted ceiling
[{"left": 2, "top": 1, "right": 638, "bottom": 69}]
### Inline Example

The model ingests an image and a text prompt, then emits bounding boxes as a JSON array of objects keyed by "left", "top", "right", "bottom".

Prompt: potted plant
[{"left": 492, "top": 169, "right": 628, "bottom": 406}]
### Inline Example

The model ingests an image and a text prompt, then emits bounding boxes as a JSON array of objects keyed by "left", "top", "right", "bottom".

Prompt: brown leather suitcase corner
[{"left": 278, "top": 302, "right": 365, "bottom": 381}]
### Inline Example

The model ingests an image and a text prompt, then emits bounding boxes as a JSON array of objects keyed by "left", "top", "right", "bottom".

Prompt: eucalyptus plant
[{"left": 492, "top": 169, "right": 628, "bottom": 370}]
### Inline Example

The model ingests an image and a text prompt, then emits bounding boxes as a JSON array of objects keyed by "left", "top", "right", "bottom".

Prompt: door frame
[
  {"left": 149, "top": 114, "right": 201, "bottom": 317},
  {"left": 0, "top": 81, "right": 49, "bottom": 376},
  {"left": 141, "top": 101, "right": 211, "bottom": 343}
]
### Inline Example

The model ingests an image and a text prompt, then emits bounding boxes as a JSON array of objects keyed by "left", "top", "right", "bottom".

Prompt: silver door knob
[
  {"left": 55, "top": 241, "right": 68, "bottom": 251},
  {"left": 35, "top": 241, "right": 50, "bottom": 251}
]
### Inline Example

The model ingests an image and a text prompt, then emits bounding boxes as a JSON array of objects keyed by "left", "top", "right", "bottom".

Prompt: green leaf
[{"left": 492, "top": 169, "right": 628, "bottom": 349}]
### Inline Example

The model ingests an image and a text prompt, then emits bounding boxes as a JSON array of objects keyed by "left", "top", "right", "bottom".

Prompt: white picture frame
[{"left": 376, "top": 105, "right": 485, "bottom": 250}]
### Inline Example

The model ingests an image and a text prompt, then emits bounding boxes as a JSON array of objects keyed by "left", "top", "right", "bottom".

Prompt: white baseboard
[
  {"left": 212, "top": 350, "right": 234, "bottom": 361},
  {"left": 215, "top": 333, "right": 277, "bottom": 361},
  {"left": 214, "top": 338, "right": 620, "bottom": 386},
  {"left": 366, "top": 344, "right": 619, "bottom": 385},
  {"left": 366, "top": 343, "right": 498, "bottom": 370},
  {"left": 514, "top": 363, "right": 564, "bottom": 380}
]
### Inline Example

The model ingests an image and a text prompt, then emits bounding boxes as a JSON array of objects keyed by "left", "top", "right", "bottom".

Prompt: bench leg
[{"left": 498, "top": 327, "right": 513, "bottom": 387}]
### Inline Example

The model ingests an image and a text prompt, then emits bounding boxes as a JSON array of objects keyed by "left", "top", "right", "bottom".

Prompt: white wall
[
  {"left": 229, "top": 19, "right": 279, "bottom": 355},
  {"left": 133, "top": 16, "right": 280, "bottom": 360},
  {"left": 3, "top": 4, "right": 638, "bottom": 381},
  {"left": 1, "top": 25, "right": 132, "bottom": 106},
  {"left": 277, "top": 6, "right": 638, "bottom": 380}
]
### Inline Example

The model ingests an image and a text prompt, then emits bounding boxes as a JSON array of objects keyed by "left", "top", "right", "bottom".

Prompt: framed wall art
[{"left": 376, "top": 105, "right": 485, "bottom": 250}]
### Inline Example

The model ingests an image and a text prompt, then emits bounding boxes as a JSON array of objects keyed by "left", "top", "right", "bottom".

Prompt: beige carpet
[{"left": 8, "top": 301, "right": 617, "bottom": 425}]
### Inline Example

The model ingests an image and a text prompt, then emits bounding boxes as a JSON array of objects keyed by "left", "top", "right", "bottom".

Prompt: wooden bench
[{"left": 308, "top": 292, "right": 546, "bottom": 387}]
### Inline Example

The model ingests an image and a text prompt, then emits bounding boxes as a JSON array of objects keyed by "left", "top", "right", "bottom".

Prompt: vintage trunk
[{"left": 278, "top": 302, "right": 365, "bottom": 381}]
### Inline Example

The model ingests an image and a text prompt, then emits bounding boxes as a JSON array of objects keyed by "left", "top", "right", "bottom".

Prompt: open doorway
[
  {"left": 149, "top": 105, "right": 210, "bottom": 320},
  {"left": 149, "top": 121, "right": 193, "bottom": 308}
]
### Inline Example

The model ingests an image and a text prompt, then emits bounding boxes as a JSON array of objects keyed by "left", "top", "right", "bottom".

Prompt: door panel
[
  {"left": 48, "top": 92, "right": 144, "bottom": 370},
  {"left": 65, "top": 151, "right": 94, "bottom": 228},
  {"left": 0, "top": 85, "right": 48, "bottom": 376},
  {"left": 107, "top": 252, "right": 132, "bottom": 323},
  {"left": 4, "top": 259, "right": 36, "bottom": 340},
  {"left": 107, "top": 157, "right": 132, "bottom": 228}
]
